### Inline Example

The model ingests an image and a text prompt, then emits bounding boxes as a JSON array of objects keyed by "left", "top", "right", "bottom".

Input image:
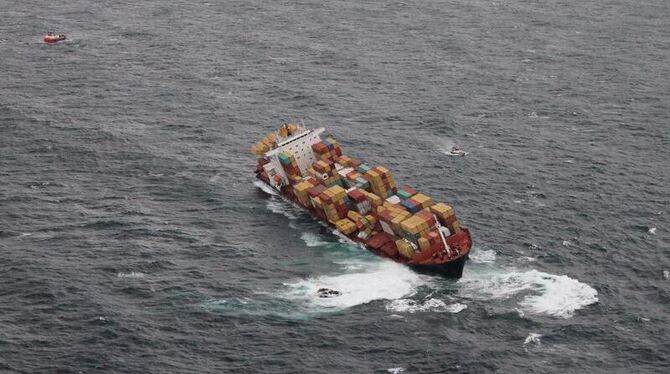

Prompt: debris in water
[
  {"left": 317, "top": 288, "right": 341, "bottom": 298},
  {"left": 524, "top": 333, "right": 542, "bottom": 345}
]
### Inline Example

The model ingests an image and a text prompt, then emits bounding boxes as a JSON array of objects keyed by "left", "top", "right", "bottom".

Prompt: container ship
[{"left": 252, "top": 124, "right": 472, "bottom": 278}]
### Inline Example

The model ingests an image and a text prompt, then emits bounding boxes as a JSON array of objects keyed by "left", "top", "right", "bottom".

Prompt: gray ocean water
[{"left": 1, "top": 0, "right": 669, "bottom": 372}]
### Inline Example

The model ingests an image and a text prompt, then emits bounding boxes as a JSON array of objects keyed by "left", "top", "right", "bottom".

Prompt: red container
[
  {"left": 308, "top": 184, "right": 327, "bottom": 198},
  {"left": 335, "top": 203, "right": 349, "bottom": 219},
  {"left": 402, "top": 186, "right": 418, "bottom": 195},
  {"left": 380, "top": 241, "right": 399, "bottom": 257},
  {"left": 312, "top": 142, "right": 328, "bottom": 154},
  {"left": 347, "top": 188, "right": 367, "bottom": 202}
]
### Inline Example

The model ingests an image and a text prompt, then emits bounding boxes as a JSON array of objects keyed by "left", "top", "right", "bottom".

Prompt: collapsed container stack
[
  {"left": 319, "top": 185, "right": 349, "bottom": 224},
  {"left": 377, "top": 204, "right": 411, "bottom": 237},
  {"left": 311, "top": 138, "right": 343, "bottom": 163},
  {"left": 278, "top": 123, "right": 299, "bottom": 138},
  {"left": 293, "top": 178, "right": 317, "bottom": 207},
  {"left": 362, "top": 166, "right": 397, "bottom": 199},
  {"left": 251, "top": 132, "right": 278, "bottom": 156},
  {"left": 278, "top": 151, "right": 303, "bottom": 185},
  {"left": 430, "top": 203, "right": 461, "bottom": 235}
]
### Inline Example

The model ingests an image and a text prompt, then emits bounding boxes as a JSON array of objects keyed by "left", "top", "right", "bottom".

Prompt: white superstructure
[{"left": 263, "top": 127, "right": 326, "bottom": 189}]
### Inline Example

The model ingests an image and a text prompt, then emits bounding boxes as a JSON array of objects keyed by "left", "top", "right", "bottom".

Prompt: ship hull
[
  {"left": 255, "top": 177, "right": 470, "bottom": 278},
  {"left": 410, "top": 254, "right": 468, "bottom": 278}
]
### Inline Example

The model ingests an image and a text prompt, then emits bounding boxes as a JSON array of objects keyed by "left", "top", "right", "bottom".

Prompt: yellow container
[
  {"left": 347, "top": 210, "right": 363, "bottom": 223},
  {"left": 430, "top": 203, "right": 453, "bottom": 216},
  {"left": 326, "top": 185, "right": 346, "bottom": 199},
  {"left": 367, "top": 193, "right": 382, "bottom": 207},
  {"left": 412, "top": 193, "right": 434, "bottom": 208},
  {"left": 418, "top": 237, "right": 430, "bottom": 251},
  {"left": 377, "top": 166, "right": 390, "bottom": 174},
  {"left": 451, "top": 220, "right": 461, "bottom": 233},
  {"left": 396, "top": 239, "right": 415, "bottom": 258},
  {"left": 400, "top": 216, "right": 422, "bottom": 235},
  {"left": 311, "top": 196, "right": 323, "bottom": 208},
  {"left": 335, "top": 218, "right": 356, "bottom": 235}
]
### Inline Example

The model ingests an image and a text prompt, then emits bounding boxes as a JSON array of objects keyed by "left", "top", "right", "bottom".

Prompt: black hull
[{"left": 410, "top": 254, "right": 469, "bottom": 278}]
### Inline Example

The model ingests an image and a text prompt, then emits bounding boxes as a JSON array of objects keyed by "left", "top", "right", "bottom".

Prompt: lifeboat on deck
[{"left": 43, "top": 32, "right": 66, "bottom": 44}]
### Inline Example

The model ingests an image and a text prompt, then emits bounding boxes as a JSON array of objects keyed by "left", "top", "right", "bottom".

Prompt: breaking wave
[
  {"left": 282, "top": 261, "right": 425, "bottom": 310},
  {"left": 470, "top": 248, "right": 496, "bottom": 264},
  {"left": 300, "top": 232, "right": 330, "bottom": 247},
  {"left": 386, "top": 298, "right": 467, "bottom": 314},
  {"left": 524, "top": 333, "right": 542, "bottom": 345},
  {"left": 459, "top": 269, "right": 598, "bottom": 318},
  {"left": 265, "top": 198, "right": 299, "bottom": 219},
  {"left": 117, "top": 272, "right": 146, "bottom": 279}
]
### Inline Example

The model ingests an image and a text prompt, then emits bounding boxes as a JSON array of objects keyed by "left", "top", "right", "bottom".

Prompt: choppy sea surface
[{"left": 1, "top": 0, "right": 669, "bottom": 373}]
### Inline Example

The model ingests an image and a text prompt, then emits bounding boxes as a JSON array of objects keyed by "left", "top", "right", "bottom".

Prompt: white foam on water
[
  {"left": 283, "top": 261, "right": 425, "bottom": 310},
  {"left": 386, "top": 299, "right": 467, "bottom": 314},
  {"left": 470, "top": 249, "right": 496, "bottom": 264},
  {"left": 334, "top": 259, "right": 371, "bottom": 271},
  {"left": 562, "top": 240, "right": 571, "bottom": 246},
  {"left": 648, "top": 227, "right": 656, "bottom": 234},
  {"left": 524, "top": 332, "right": 542, "bottom": 345},
  {"left": 387, "top": 368, "right": 405, "bottom": 374},
  {"left": 447, "top": 302, "right": 468, "bottom": 313},
  {"left": 459, "top": 269, "right": 598, "bottom": 318},
  {"left": 663, "top": 270, "right": 669, "bottom": 280},
  {"left": 253, "top": 180, "right": 278, "bottom": 195},
  {"left": 117, "top": 272, "right": 146, "bottom": 279},
  {"left": 386, "top": 298, "right": 445, "bottom": 313},
  {"left": 265, "top": 199, "right": 298, "bottom": 219},
  {"left": 300, "top": 232, "right": 330, "bottom": 247}
]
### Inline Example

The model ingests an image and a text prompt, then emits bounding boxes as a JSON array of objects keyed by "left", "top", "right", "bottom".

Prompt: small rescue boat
[{"left": 43, "top": 32, "right": 66, "bottom": 44}]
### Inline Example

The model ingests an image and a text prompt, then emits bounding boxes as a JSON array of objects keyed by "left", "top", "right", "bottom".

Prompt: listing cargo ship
[{"left": 252, "top": 124, "right": 472, "bottom": 278}]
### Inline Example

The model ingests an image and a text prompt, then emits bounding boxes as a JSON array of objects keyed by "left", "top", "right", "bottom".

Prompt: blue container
[{"left": 401, "top": 199, "right": 421, "bottom": 213}]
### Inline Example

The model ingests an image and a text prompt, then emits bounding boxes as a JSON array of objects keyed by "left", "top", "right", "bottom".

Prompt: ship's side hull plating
[{"left": 410, "top": 255, "right": 468, "bottom": 278}]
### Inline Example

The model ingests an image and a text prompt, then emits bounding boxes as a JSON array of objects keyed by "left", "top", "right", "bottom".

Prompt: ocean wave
[
  {"left": 300, "top": 232, "right": 330, "bottom": 247},
  {"left": 282, "top": 261, "right": 424, "bottom": 310},
  {"left": 470, "top": 249, "right": 496, "bottom": 264},
  {"left": 459, "top": 269, "right": 598, "bottom": 318},
  {"left": 524, "top": 332, "right": 542, "bottom": 345},
  {"left": 117, "top": 272, "right": 146, "bottom": 279},
  {"left": 386, "top": 298, "right": 467, "bottom": 314},
  {"left": 265, "top": 198, "right": 299, "bottom": 219}
]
